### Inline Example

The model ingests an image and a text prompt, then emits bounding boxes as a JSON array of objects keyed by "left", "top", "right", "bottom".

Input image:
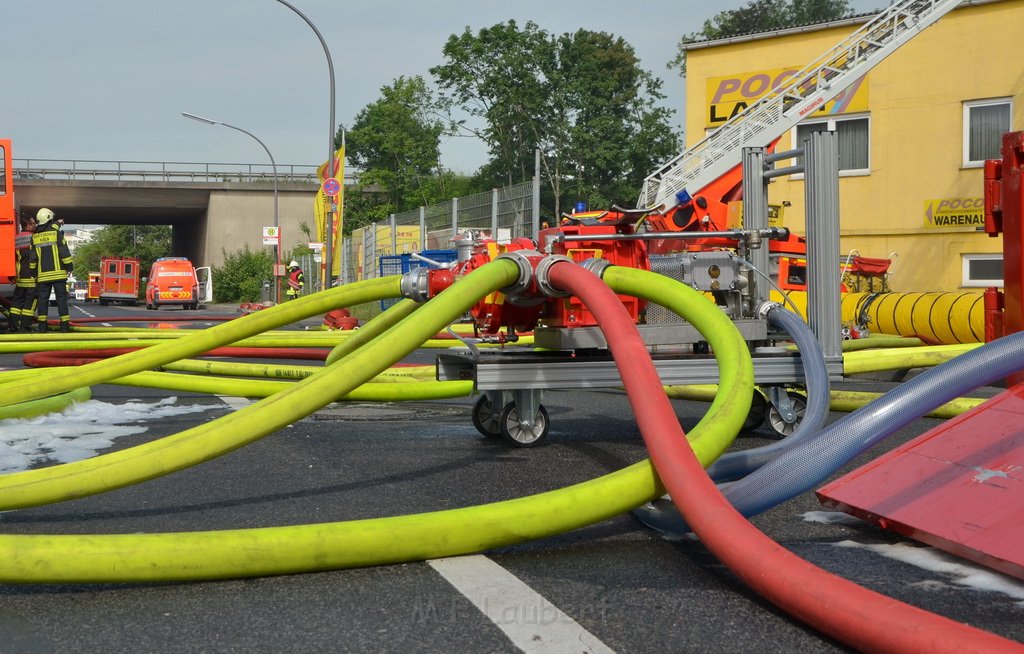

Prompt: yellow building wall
[{"left": 685, "top": 0, "right": 1024, "bottom": 291}]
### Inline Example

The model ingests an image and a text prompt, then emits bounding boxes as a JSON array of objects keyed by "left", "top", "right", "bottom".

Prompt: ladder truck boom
[{"left": 639, "top": 0, "right": 963, "bottom": 236}]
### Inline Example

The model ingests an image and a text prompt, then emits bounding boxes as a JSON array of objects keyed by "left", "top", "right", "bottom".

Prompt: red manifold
[
  {"left": 539, "top": 221, "right": 648, "bottom": 328},
  {"left": 449, "top": 238, "right": 547, "bottom": 336},
  {"left": 416, "top": 222, "right": 651, "bottom": 336}
]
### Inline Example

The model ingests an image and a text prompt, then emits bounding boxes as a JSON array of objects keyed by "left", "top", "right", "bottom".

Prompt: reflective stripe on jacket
[{"left": 31, "top": 224, "right": 73, "bottom": 283}]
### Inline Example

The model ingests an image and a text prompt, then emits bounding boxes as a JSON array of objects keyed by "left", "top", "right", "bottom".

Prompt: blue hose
[
  {"left": 636, "top": 330, "right": 1024, "bottom": 536},
  {"left": 705, "top": 304, "right": 831, "bottom": 482}
]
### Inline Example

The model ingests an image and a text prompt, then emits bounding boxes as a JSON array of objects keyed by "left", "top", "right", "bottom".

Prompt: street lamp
[
  {"left": 274, "top": 0, "right": 338, "bottom": 287},
  {"left": 182, "top": 111, "right": 280, "bottom": 303}
]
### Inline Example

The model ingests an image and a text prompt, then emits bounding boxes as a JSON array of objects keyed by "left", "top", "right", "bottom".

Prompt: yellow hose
[
  {"left": 0, "top": 276, "right": 408, "bottom": 509},
  {"left": 664, "top": 384, "right": 985, "bottom": 419},
  {"left": 0, "top": 279, "right": 399, "bottom": 404},
  {"left": 0, "top": 263, "right": 754, "bottom": 583},
  {"left": 0, "top": 387, "right": 92, "bottom": 420},
  {"left": 842, "top": 291, "right": 985, "bottom": 344},
  {"left": 110, "top": 369, "right": 473, "bottom": 402},
  {"left": 842, "top": 343, "right": 978, "bottom": 375}
]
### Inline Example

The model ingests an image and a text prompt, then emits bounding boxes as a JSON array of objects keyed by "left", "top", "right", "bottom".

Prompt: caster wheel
[
  {"left": 471, "top": 395, "right": 502, "bottom": 438},
  {"left": 499, "top": 404, "right": 550, "bottom": 448},
  {"left": 767, "top": 391, "right": 807, "bottom": 439}
]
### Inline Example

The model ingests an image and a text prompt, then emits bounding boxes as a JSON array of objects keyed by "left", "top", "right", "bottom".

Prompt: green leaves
[
  {"left": 670, "top": 0, "right": 853, "bottom": 77},
  {"left": 211, "top": 246, "right": 274, "bottom": 303},
  {"left": 343, "top": 76, "right": 449, "bottom": 233},
  {"left": 73, "top": 225, "right": 171, "bottom": 292},
  {"left": 432, "top": 21, "right": 680, "bottom": 217}
]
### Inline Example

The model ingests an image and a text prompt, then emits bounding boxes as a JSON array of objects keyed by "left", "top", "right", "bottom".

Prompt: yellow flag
[{"left": 314, "top": 146, "right": 345, "bottom": 282}]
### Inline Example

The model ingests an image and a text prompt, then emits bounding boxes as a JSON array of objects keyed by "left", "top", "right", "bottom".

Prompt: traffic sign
[
  {"left": 263, "top": 225, "right": 280, "bottom": 246},
  {"left": 322, "top": 177, "right": 341, "bottom": 196}
]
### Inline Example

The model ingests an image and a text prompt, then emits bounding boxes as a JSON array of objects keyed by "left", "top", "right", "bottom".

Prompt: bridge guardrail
[{"left": 12, "top": 158, "right": 358, "bottom": 185}]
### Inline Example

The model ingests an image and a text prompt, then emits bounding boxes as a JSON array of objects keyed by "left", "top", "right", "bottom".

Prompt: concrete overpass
[{"left": 11, "top": 160, "right": 341, "bottom": 268}]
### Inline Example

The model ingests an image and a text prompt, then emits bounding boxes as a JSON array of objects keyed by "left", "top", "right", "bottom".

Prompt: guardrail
[{"left": 12, "top": 158, "right": 359, "bottom": 185}]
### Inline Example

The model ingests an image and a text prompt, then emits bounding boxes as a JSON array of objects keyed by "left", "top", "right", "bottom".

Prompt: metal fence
[{"left": 338, "top": 180, "right": 539, "bottom": 285}]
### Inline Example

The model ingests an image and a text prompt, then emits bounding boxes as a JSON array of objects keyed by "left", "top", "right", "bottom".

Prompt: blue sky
[{"left": 3, "top": 0, "right": 882, "bottom": 174}]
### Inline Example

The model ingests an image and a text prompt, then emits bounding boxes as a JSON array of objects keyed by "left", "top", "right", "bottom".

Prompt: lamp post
[
  {"left": 274, "top": 0, "right": 338, "bottom": 287},
  {"left": 182, "top": 111, "right": 280, "bottom": 304}
]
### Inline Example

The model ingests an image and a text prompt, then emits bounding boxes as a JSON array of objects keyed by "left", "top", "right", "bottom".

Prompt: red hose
[
  {"left": 23, "top": 347, "right": 331, "bottom": 368},
  {"left": 546, "top": 262, "right": 1021, "bottom": 653},
  {"left": 68, "top": 316, "right": 234, "bottom": 324}
]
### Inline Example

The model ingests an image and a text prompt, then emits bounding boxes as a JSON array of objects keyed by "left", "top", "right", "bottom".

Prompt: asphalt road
[{"left": 0, "top": 300, "right": 1021, "bottom": 653}]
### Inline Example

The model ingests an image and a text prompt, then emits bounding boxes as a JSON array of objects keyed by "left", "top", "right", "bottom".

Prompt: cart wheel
[
  {"left": 767, "top": 391, "right": 807, "bottom": 439},
  {"left": 471, "top": 395, "right": 502, "bottom": 438},
  {"left": 499, "top": 404, "right": 549, "bottom": 448},
  {"left": 742, "top": 390, "right": 768, "bottom": 432}
]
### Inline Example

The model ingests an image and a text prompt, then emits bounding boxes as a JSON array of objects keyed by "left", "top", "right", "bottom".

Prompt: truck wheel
[{"left": 99, "top": 299, "right": 108, "bottom": 306}]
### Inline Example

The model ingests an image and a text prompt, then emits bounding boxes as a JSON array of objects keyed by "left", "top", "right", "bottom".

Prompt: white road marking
[{"left": 428, "top": 555, "right": 614, "bottom": 653}]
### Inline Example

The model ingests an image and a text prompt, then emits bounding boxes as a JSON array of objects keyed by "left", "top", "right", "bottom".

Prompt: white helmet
[
  {"left": 288, "top": 260, "right": 299, "bottom": 268},
  {"left": 36, "top": 208, "right": 55, "bottom": 225}
]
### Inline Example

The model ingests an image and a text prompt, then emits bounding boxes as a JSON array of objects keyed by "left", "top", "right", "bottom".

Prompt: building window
[
  {"left": 793, "top": 114, "right": 870, "bottom": 175},
  {"left": 963, "top": 98, "right": 1011, "bottom": 167},
  {"left": 961, "top": 253, "right": 1003, "bottom": 288}
]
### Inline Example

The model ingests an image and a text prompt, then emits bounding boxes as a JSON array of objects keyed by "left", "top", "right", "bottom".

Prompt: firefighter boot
[
  {"left": 6, "top": 315, "right": 17, "bottom": 333},
  {"left": 59, "top": 320, "right": 71, "bottom": 333},
  {"left": 19, "top": 316, "right": 34, "bottom": 332},
  {"left": 35, "top": 320, "right": 48, "bottom": 333}
]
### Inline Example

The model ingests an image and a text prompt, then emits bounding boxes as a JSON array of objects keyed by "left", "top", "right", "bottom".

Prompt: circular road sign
[{"left": 322, "top": 177, "right": 341, "bottom": 196}]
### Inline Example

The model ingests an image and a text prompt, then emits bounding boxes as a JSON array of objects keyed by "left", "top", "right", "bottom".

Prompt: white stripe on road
[{"left": 428, "top": 555, "right": 614, "bottom": 653}]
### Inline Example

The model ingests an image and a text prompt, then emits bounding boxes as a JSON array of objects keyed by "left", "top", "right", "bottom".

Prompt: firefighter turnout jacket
[
  {"left": 14, "top": 229, "right": 36, "bottom": 288},
  {"left": 31, "top": 222, "right": 73, "bottom": 282}
]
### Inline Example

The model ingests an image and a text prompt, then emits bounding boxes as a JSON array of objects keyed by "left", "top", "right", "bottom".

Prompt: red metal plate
[{"left": 817, "top": 383, "right": 1024, "bottom": 580}]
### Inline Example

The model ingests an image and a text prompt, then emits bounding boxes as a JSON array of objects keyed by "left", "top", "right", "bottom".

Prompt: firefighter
[
  {"left": 286, "top": 260, "right": 304, "bottom": 300},
  {"left": 9, "top": 213, "right": 38, "bottom": 332},
  {"left": 31, "top": 208, "right": 74, "bottom": 333}
]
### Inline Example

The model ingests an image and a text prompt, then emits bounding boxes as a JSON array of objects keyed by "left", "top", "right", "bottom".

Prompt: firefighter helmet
[
  {"left": 36, "top": 208, "right": 55, "bottom": 225},
  {"left": 288, "top": 260, "right": 299, "bottom": 268}
]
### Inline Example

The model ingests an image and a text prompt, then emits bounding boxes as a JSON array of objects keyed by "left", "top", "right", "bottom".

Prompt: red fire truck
[{"left": 0, "top": 139, "right": 19, "bottom": 284}]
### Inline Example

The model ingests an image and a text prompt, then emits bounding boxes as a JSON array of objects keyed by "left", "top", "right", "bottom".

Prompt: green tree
[
  {"left": 211, "top": 246, "right": 274, "bottom": 303},
  {"left": 554, "top": 30, "right": 680, "bottom": 213},
  {"left": 432, "top": 21, "right": 680, "bottom": 217},
  {"left": 669, "top": 0, "right": 852, "bottom": 76},
  {"left": 432, "top": 21, "right": 555, "bottom": 188},
  {"left": 342, "top": 76, "right": 449, "bottom": 233},
  {"left": 73, "top": 224, "right": 172, "bottom": 291}
]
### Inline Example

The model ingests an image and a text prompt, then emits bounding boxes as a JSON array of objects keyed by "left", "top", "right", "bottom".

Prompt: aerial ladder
[{"left": 638, "top": 0, "right": 964, "bottom": 239}]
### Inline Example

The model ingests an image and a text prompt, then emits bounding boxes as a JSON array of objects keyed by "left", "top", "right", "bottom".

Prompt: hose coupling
[
  {"left": 496, "top": 250, "right": 542, "bottom": 299},
  {"left": 400, "top": 267, "right": 455, "bottom": 303},
  {"left": 755, "top": 300, "right": 784, "bottom": 319},
  {"left": 533, "top": 255, "right": 574, "bottom": 298},
  {"left": 579, "top": 257, "right": 612, "bottom": 279}
]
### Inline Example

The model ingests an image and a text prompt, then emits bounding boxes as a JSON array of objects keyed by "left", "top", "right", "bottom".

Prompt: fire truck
[{"left": 0, "top": 139, "right": 19, "bottom": 287}]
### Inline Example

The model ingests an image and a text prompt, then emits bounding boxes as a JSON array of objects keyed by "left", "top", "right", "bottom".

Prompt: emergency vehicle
[
  {"left": 98, "top": 256, "right": 140, "bottom": 305},
  {"left": 145, "top": 257, "right": 211, "bottom": 310}
]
